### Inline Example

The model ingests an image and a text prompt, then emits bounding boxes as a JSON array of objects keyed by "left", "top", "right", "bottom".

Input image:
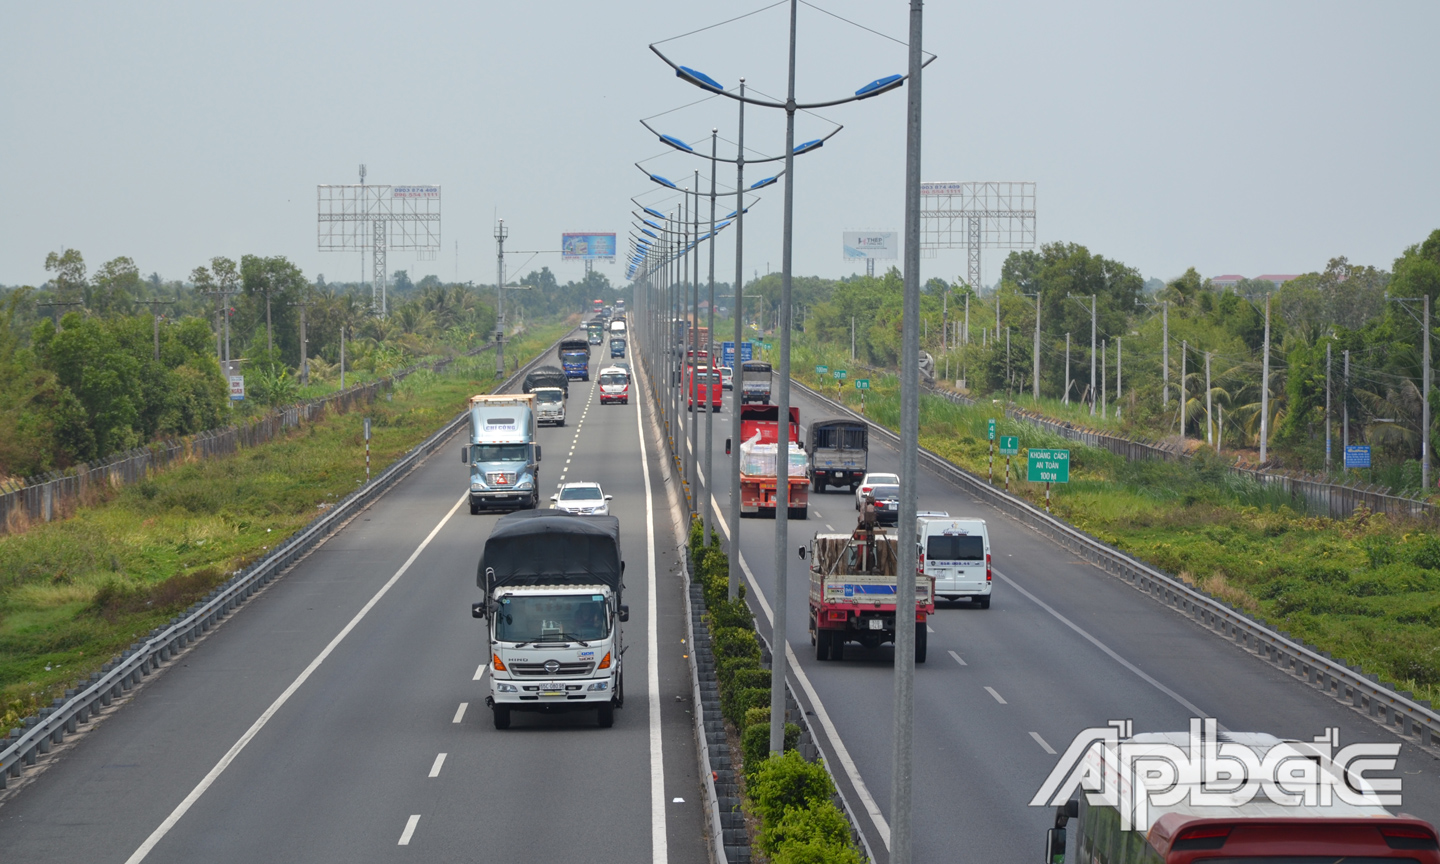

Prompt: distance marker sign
[
  {"left": 854, "top": 379, "right": 870, "bottom": 390},
  {"left": 1027, "top": 449, "right": 1070, "bottom": 483}
]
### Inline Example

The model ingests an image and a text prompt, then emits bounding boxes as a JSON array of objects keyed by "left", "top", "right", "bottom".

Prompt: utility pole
[
  {"left": 728, "top": 80, "right": 748, "bottom": 601},
  {"left": 1032, "top": 292, "right": 1041, "bottom": 400},
  {"left": 964, "top": 293, "right": 969, "bottom": 346},
  {"left": 340, "top": 324, "right": 347, "bottom": 390},
  {"left": 1101, "top": 339, "right": 1107, "bottom": 418},
  {"left": 494, "top": 219, "right": 509, "bottom": 377},
  {"left": 1089, "top": 294, "right": 1096, "bottom": 416},
  {"left": 941, "top": 289, "right": 948, "bottom": 351},
  {"left": 1260, "top": 296, "right": 1271, "bottom": 464},
  {"left": 1325, "top": 340, "right": 1332, "bottom": 471},
  {"left": 1206, "top": 351, "right": 1213, "bottom": 446},
  {"left": 851, "top": 315, "right": 856, "bottom": 360},
  {"left": 289, "top": 296, "right": 314, "bottom": 385},
  {"left": 37, "top": 300, "right": 83, "bottom": 330},
  {"left": 1064, "top": 333, "right": 1071, "bottom": 405},
  {"left": 1116, "top": 337, "right": 1122, "bottom": 404},
  {"left": 1343, "top": 349, "right": 1350, "bottom": 449},
  {"left": 137, "top": 299, "right": 174, "bottom": 361},
  {"left": 1006, "top": 326, "right": 1011, "bottom": 390},
  {"left": 1425, "top": 295, "right": 1432, "bottom": 491},
  {"left": 1162, "top": 300, "right": 1169, "bottom": 407},
  {"left": 1180, "top": 340, "right": 1187, "bottom": 439}
]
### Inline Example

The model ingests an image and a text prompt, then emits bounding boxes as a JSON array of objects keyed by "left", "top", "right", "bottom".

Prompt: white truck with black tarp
[
  {"left": 473, "top": 511, "right": 628, "bottom": 729},
  {"left": 462, "top": 394, "right": 542, "bottom": 513}
]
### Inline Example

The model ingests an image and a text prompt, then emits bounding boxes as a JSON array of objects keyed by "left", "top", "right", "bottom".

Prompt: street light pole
[
  {"left": 494, "top": 219, "right": 508, "bottom": 377},
  {"left": 892, "top": 3, "right": 924, "bottom": 861},
  {"left": 704, "top": 131, "right": 719, "bottom": 543},
  {"left": 729, "top": 81, "right": 748, "bottom": 600}
]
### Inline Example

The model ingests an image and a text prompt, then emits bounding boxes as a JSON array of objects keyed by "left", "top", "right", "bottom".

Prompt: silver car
[{"left": 550, "top": 482, "right": 612, "bottom": 516}]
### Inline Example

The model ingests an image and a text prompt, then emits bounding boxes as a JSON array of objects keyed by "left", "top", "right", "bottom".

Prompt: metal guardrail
[
  {"left": 0, "top": 327, "right": 574, "bottom": 789},
  {"left": 790, "top": 377, "right": 1440, "bottom": 750}
]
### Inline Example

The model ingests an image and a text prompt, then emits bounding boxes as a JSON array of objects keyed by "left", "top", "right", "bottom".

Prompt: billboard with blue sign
[
  {"left": 1344, "top": 445, "right": 1371, "bottom": 469},
  {"left": 721, "top": 341, "right": 753, "bottom": 368},
  {"left": 561, "top": 233, "right": 617, "bottom": 261}
]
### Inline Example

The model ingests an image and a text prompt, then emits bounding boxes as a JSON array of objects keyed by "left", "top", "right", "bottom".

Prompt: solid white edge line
[
  {"left": 636, "top": 369, "right": 669, "bottom": 864},
  {"left": 1030, "top": 732, "right": 1056, "bottom": 755},
  {"left": 451, "top": 702, "right": 468, "bottom": 724},
  {"left": 706, "top": 491, "right": 891, "bottom": 850},
  {"left": 428, "top": 753, "right": 447, "bottom": 777},
  {"left": 994, "top": 570, "right": 1210, "bottom": 717},
  {"left": 984, "top": 686, "right": 1007, "bottom": 705},
  {"left": 398, "top": 814, "right": 421, "bottom": 845},
  {"left": 123, "top": 492, "right": 469, "bottom": 864}
]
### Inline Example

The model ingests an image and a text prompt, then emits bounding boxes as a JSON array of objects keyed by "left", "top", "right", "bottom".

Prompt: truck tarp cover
[
  {"left": 809, "top": 419, "right": 867, "bottom": 451},
  {"left": 479, "top": 511, "right": 622, "bottom": 598},
  {"left": 523, "top": 366, "right": 568, "bottom": 394}
]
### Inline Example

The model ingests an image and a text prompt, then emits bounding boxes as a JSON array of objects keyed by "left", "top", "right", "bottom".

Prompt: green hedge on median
[{"left": 689, "top": 519, "right": 865, "bottom": 862}]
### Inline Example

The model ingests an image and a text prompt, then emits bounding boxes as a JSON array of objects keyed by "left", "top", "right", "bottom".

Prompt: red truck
[
  {"left": 806, "top": 515, "right": 932, "bottom": 662},
  {"left": 686, "top": 362, "right": 722, "bottom": 412},
  {"left": 728, "top": 405, "right": 808, "bottom": 519}
]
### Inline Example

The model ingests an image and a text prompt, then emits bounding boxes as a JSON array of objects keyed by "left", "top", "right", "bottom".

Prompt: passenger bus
[
  {"left": 592, "top": 298, "right": 603, "bottom": 315},
  {"left": 1045, "top": 731, "right": 1440, "bottom": 864}
]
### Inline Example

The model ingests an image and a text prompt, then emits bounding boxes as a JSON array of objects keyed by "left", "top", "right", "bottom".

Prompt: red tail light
[
  {"left": 1380, "top": 825, "right": 1440, "bottom": 850},
  {"left": 986, "top": 552, "right": 992, "bottom": 582},
  {"left": 1173, "top": 825, "right": 1230, "bottom": 851}
]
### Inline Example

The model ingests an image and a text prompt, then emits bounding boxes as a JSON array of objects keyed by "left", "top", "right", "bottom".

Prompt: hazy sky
[{"left": 3, "top": 1, "right": 1437, "bottom": 291}]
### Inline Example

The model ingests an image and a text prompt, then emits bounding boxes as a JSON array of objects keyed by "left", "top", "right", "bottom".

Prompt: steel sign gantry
[
  {"left": 318, "top": 167, "right": 441, "bottom": 317},
  {"left": 920, "top": 180, "right": 1035, "bottom": 290}
]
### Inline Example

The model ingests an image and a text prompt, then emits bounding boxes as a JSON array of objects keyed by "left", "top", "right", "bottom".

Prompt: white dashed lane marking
[
  {"left": 398, "top": 815, "right": 421, "bottom": 845},
  {"left": 428, "top": 753, "right": 447, "bottom": 777},
  {"left": 452, "top": 702, "right": 468, "bottom": 723},
  {"left": 948, "top": 650, "right": 967, "bottom": 666},
  {"left": 1030, "top": 732, "right": 1056, "bottom": 754},
  {"left": 984, "top": 686, "right": 1006, "bottom": 705}
]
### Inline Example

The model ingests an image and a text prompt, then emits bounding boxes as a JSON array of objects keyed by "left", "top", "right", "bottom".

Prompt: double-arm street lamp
[{"left": 653, "top": 0, "right": 923, "bottom": 760}]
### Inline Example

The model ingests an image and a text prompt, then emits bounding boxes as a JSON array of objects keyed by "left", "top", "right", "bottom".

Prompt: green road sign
[
  {"left": 1027, "top": 449, "right": 1071, "bottom": 483},
  {"left": 834, "top": 369, "right": 847, "bottom": 379},
  {"left": 816, "top": 365, "right": 828, "bottom": 375},
  {"left": 999, "top": 436, "right": 1019, "bottom": 456},
  {"left": 987, "top": 418, "right": 996, "bottom": 441},
  {"left": 855, "top": 379, "right": 871, "bottom": 390}
]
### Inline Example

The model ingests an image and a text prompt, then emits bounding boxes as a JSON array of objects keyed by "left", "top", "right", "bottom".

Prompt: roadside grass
[
  {"left": 791, "top": 338, "right": 1440, "bottom": 708},
  {"left": 0, "top": 321, "right": 572, "bottom": 728}
]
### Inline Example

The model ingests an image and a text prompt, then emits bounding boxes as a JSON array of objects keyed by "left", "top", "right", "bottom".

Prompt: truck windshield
[
  {"left": 926, "top": 535, "right": 984, "bottom": 560},
  {"left": 494, "top": 595, "right": 609, "bottom": 642},
  {"left": 473, "top": 444, "right": 528, "bottom": 463},
  {"left": 561, "top": 351, "right": 587, "bottom": 359},
  {"left": 535, "top": 390, "right": 562, "bottom": 403}
]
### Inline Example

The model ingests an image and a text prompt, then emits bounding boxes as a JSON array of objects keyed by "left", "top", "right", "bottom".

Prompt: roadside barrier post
[{"left": 363, "top": 417, "right": 371, "bottom": 484}]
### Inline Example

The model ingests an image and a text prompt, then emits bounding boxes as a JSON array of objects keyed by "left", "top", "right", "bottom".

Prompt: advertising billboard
[
  {"left": 842, "top": 231, "right": 898, "bottom": 260},
  {"left": 562, "top": 233, "right": 618, "bottom": 260},
  {"left": 392, "top": 185, "right": 440, "bottom": 198}
]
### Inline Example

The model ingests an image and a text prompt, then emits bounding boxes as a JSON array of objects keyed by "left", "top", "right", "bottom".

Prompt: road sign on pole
[
  {"left": 228, "top": 375, "right": 245, "bottom": 401},
  {"left": 1344, "top": 445, "right": 1371, "bottom": 469},
  {"left": 855, "top": 378, "right": 871, "bottom": 390},
  {"left": 816, "top": 365, "right": 828, "bottom": 375},
  {"left": 834, "top": 369, "right": 847, "bottom": 379},
  {"left": 1027, "top": 449, "right": 1070, "bottom": 483},
  {"left": 987, "top": 418, "right": 996, "bottom": 441},
  {"left": 998, "top": 436, "right": 1019, "bottom": 456}
]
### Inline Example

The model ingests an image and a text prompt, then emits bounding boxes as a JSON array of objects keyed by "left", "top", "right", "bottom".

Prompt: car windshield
[
  {"left": 867, "top": 475, "right": 899, "bottom": 486},
  {"left": 870, "top": 485, "right": 900, "bottom": 499},
  {"left": 560, "top": 486, "right": 603, "bottom": 500},
  {"left": 601, "top": 373, "right": 628, "bottom": 386},
  {"left": 535, "top": 390, "right": 562, "bottom": 403},
  {"left": 473, "top": 444, "right": 528, "bottom": 463},
  {"left": 493, "top": 594, "right": 609, "bottom": 642}
]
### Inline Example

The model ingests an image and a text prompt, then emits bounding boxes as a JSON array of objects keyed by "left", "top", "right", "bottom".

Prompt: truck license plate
[
  {"left": 541, "top": 684, "right": 564, "bottom": 695},
  {"left": 868, "top": 619, "right": 884, "bottom": 630}
]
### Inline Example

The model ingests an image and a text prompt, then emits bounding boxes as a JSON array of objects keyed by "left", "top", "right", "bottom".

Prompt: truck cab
[
  {"left": 609, "top": 336, "right": 627, "bottom": 358},
  {"left": 532, "top": 386, "right": 566, "bottom": 426},
  {"left": 463, "top": 394, "right": 542, "bottom": 514}
]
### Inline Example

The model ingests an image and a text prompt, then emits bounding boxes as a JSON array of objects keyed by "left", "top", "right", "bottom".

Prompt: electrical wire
[{"left": 652, "top": 1, "right": 788, "bottom": 46}]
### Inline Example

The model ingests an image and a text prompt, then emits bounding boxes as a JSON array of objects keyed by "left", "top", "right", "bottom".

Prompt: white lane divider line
[
  {"left": 452, "top": 702, "right": 468, "bottom": 723},
  {"left": 398, "top": 815, "right": 421, "bottom": 845},
  {"left": 473, "top": 664, "right": 487, "bottom": 681},
  {"left": 984, "top": 686, "right": 1007, "bottom": 705},
  {"left": 704, "top": 493, "right": 891, "bottom": 851},
  {"left": 122, "top": 492, "right": 469, "bottom": 864},
  {"left": 1030, "top": 732, "right": 1056, "bottom": 755},
  {"left": 948, "top": 650, "right": 967, "bottom": 666},
  {"left": 428, "top": 753, "right": 447, "bottom": 777},
  {"left": 825, "top": 524, "right": 834, "bottom": 530},
  {"left": 634, "top": 359, "right": 668, "bottom": 864},
  {"left": 994, "top": 570, "right": 1210, "bottom": 717}
]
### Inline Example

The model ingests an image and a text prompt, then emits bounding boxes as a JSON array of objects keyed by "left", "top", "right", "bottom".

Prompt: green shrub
[
  {"left": 707, "top": 595, "right": 754, "bottom": 630},
  {"left": 762, "top": 800, "right": 858, "bottom": 858},
  {"left": 743, "top": 706, "right": 770, "bottom": 731},
  {"left": 725, "top": 686, "right": 772, "bottom": 725},
  {"left": 741, "top": 721, "right": 803, "bottom": 777},
  {"left": 769, "top": 837, "right": 866, "bottom": 864},
  {"left": 717, "top": 654, "right": 762, "bottom": 688},
  {"left": 712, "top": 626, "right": 761, "bottom": 660},
  {"left": 748, "top": 750, "right": 834, "bottom": 827}
]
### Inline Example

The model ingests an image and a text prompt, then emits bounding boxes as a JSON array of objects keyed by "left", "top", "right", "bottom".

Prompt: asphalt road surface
[
  {"left": 674, "top": 368, "right": 1440, "bottom": 864},
  {"left": 0, "top": 335, "right": 709, "bottom": 864}
]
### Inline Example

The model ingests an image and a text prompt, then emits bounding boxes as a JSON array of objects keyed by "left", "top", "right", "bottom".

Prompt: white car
[
  {"left": 551, "top": 482, "right": 613, "bottom": 516},
  {"left": 719, "top": 366, "right": 734, "bottom": 390},
  {"left": 854, "top": 472, "right": 900, "bottom": 510}
]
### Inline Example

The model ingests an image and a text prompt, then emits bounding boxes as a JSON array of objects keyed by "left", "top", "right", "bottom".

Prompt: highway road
[
  {"left": 0, "top": 334, "right": 709, "bottom": 864},
  {"left": 673, "top": 368, "right": 1440, "bottom": 864}
]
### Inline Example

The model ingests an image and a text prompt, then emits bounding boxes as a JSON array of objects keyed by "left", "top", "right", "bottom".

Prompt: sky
[{"left": 2, "top": 1, "right": 1437, "bottom": 292}]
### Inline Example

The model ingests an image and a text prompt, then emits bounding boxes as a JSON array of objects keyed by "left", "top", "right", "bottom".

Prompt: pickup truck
[
  {"left": 474, "top": 511, "right": 628, "bottom": 729},
  {"left": 805, "top": 513, "right": 931, "bottom": 662}
]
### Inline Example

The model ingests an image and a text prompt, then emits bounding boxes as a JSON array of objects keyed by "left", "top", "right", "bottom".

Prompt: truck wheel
[
  {"left": 597, "top": 703, "right": 615, "bottom": 728},
  {"left": 492, "top": 706, "right": 511, "bottom": 729},
  {"left": 831, "top": 636, "right": 845, "bottom": 661},
  {"left": 810, "top": 477, "right": 822, "bottom": 493},
  {"left": 915, "top": 623, "right": 928, "bottom": 664},
  {"left": 977, "top": 595, "right": 991, "bottom": 609},
  {"left": 815, "top": 628, "right": 830, "bottom": 661},
  {"left": 557, "top": 419, "right": 565, "bottom": 427}
]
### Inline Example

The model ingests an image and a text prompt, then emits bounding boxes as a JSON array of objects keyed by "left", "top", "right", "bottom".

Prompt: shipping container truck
[{"left": 462, "top": 394, "right": 542, "bottom": 513}]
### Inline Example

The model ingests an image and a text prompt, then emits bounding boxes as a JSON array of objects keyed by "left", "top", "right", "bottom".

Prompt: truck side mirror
[
  {"left": 798, "top": 546, "right": 806, "bottom": 560},
  {"left": 472, "top": 602, "right": 486, "bottom": 619},
  {"left": 618, "top": 604, "right": 630, "bottom": 622},
  {"left": 460, "top": 445, "right": 469, "bottom": 463},
  {"left": 725, "top": 438, "right": 732, "bottom": 455},
  {"left": 534, "top": 445, "right": 542, "bottom": 462},
  {"left": 1045, "top": 828, "right": 1066, "bottom": 864}
]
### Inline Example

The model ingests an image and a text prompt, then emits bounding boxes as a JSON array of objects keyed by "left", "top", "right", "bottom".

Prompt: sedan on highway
[
  {"left": 854, "top": 472, "right": 900, "bottom": 510},
  {"left": 550, "top": 482, "right": 613, "bottom": 515},
  {"left": 865, "top": 484, "right": 901, "bottom": 525}
]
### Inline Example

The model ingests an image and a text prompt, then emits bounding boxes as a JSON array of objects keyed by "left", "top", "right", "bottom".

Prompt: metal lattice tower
[
  {"left": 318, "top": 166, "right": 441, "bottom": 316},
  {"left": 920, "top": 181, "right": 1036, "bottom": 290}
]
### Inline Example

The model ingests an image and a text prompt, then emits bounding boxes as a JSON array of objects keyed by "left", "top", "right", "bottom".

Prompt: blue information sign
[
  {"left": 1344, "top": 445, "right": 1371, "bottom": 469},
  {"left": 721, "top": 341, "right": 754, "bottom": 368}
]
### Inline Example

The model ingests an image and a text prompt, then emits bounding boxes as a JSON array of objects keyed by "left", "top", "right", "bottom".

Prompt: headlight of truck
[
  {"left": 514, "top": 479, "right": 533, "bottom": 490},
  {"left": 496, "top": 683, "right": 518, "bottom": 693},
  {"left": 471, "top": 482, "right": 485, "bottom": 491},
  {"left": 586, "top": 681, "right": 609, "bottom": 691}
]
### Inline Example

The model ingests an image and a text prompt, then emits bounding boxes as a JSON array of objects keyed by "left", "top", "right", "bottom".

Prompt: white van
[{"left": 916, "top": 516, "right": 991, "bottom": 608}]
